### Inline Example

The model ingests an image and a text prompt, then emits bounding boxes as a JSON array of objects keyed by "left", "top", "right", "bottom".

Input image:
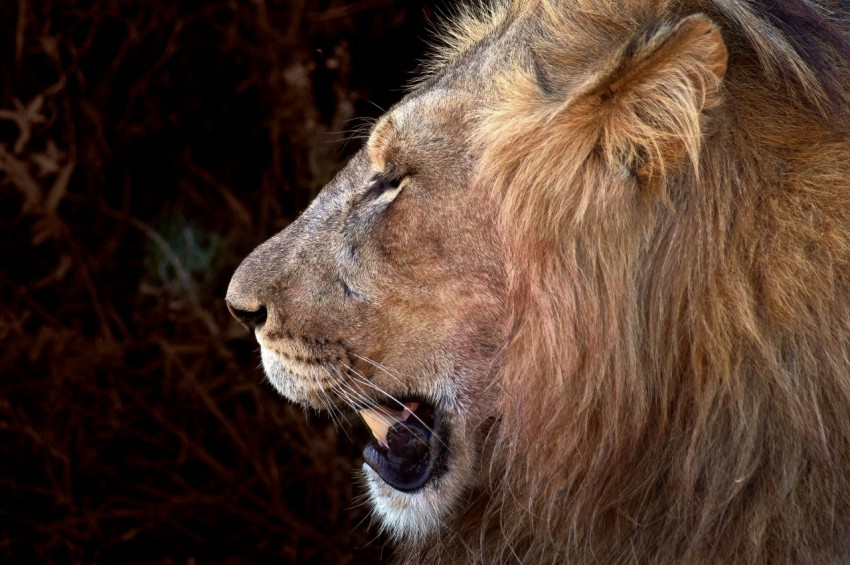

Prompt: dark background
[{"left": 0, "top": 1, "right": 446, "bottom": 562}]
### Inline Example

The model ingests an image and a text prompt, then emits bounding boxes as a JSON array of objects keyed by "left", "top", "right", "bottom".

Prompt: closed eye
[{"left": 365, "top": 173, "right": 406, "bottom": 200}]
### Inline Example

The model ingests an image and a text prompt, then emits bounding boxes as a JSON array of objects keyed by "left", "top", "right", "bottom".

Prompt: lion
[{"left": 226, "top": 0, "right": 850, "bottom": 562}]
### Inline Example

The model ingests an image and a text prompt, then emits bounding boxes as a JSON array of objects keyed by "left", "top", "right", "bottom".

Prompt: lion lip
[{"left": 360, "top": 402, "right": 448, "bottom": 492}]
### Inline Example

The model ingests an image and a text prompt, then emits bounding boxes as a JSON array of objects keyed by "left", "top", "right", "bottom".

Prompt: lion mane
[{"left": 401, "top": 0, "right": 850, "bottom": 563}]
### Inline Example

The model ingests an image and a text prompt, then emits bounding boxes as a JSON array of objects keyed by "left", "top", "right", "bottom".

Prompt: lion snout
[
  {"left": 226, "top": 216, "right": 345, "bottom": 340},
  {"left": 226, "top": 231, "right": 295, "bottom": 334}
]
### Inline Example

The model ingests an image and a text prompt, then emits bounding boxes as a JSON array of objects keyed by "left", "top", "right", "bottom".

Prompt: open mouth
[{"left": 358, "top": 400, "right": 448, "bottom": 492}]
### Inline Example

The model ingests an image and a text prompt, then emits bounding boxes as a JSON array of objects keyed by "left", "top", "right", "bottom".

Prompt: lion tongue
[{"left": 359, "top": 403, "right": 419, "bottom": 447}]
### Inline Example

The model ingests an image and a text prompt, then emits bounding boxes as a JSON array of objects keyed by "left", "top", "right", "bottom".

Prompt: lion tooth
[{"left": 359, "top": 403, "right": 417, "bottom": 446}]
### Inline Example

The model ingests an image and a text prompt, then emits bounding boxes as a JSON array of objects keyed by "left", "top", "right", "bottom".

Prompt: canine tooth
[{"left": 359, "top": 405, "right": 416, "bottom": 446}]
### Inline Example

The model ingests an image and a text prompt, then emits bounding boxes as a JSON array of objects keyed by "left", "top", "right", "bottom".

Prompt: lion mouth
[{"left": 359, "top": 401, "right": 448, "bottom": 492}]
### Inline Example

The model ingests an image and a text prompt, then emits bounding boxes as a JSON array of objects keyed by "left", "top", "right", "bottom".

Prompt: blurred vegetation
[{"left": 0, "top": 0, "right": 444, "bottom": 562}]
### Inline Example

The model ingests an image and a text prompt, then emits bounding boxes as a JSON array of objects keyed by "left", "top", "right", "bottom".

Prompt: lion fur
[{"left": 397, "top": 1, "right": 850, "bottom": 562}]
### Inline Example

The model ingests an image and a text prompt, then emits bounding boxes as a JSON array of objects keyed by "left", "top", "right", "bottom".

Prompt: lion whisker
[
  {"left": 332, "top": 372, "right": 374, "bottom": 413},
  {"left": 350, "top": 352, "right": 408, "bottom": 389},
  {"left": 328, "top": 370, "right": 364, "bottom": 413},
  {"left": 318, "top": 367, "right": 355, "bottom": 442}
]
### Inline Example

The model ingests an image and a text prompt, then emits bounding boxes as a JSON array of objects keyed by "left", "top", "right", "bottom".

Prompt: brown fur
[
  {"left": 229, "top": 0, "right": 850, "bottom": 562},
  {"left": 411, "top": 0, "right": 850, "bottom": 562}
]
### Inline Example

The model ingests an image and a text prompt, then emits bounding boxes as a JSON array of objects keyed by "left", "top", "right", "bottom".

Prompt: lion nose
[
  {"left": 225, "top": 299, "right": 267, "bottom": 331},
  {"left": 226, "top": 242, "right": 278, "bottom": 332},
  {"left": 226, "top": 220, "right": 301, "bottom": 335}
]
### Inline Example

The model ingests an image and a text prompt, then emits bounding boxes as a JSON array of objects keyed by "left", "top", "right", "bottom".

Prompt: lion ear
[{"left": 574, "top": 13, "right": 728, "bottom": 190}]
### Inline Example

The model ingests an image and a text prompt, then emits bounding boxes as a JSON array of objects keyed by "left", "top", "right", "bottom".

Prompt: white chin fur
[
  {"left": 362, "top": 465, "right": 449, "bottom": 542},
  {"left": 260, "top": 347, "right": 309, "bottom": 404}
]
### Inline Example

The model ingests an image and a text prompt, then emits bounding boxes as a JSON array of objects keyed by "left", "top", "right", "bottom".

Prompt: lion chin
[
  {"left": 228, "top": 0, "right": 850, "bottom": 562},
  {"left": 361, "top": 466, "right": 448, "bottom": 542}
]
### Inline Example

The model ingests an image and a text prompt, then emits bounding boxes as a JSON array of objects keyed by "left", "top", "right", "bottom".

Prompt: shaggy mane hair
[{"left": 403, "top": 1, "right": 850, "bottom": 562}]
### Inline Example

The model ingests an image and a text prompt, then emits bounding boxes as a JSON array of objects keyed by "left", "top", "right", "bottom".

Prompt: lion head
[{"left": 227, "top": 0, "right": 850, "bottom": 561}]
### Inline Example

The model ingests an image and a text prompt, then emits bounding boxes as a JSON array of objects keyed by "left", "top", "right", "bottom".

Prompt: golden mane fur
[{"left": 400, "top": 0, "right": 850, "bottom": 562}]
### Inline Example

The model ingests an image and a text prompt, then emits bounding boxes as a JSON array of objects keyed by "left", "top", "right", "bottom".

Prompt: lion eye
[{"left": 366, "top": 174, "right": 405, "bottom": 199}]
